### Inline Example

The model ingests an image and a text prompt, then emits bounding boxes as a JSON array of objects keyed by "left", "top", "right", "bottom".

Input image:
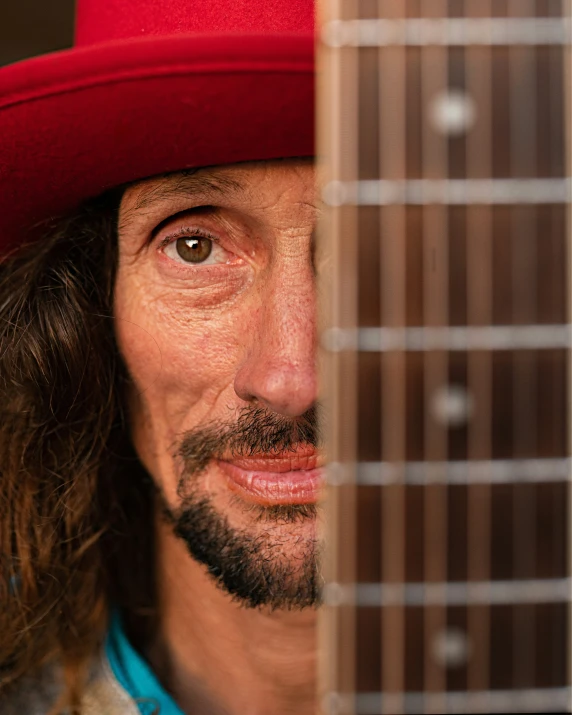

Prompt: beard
[{"left": 160, "top": 405, "right": 323, "bottom": 610}]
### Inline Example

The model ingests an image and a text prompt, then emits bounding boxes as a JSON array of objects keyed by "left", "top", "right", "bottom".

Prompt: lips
[{"left": 216, "top": 446, "right": 324, "bottom": 505}]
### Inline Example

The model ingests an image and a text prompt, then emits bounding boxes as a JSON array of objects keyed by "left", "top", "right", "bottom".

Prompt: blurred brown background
[{"left": 0, "top": 0, "right": 74, "bottom": 66}]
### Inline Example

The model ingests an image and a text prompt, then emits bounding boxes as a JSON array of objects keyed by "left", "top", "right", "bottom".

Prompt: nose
[{"left": 233, "top": 262, "right": 318, "bottom": 418}]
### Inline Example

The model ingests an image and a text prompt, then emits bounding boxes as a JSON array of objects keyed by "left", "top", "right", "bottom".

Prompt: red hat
[{"left": 0, "top": 0, "right": 315, "bottom": 252}]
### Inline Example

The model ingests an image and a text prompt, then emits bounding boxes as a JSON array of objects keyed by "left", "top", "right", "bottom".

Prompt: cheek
[
  {"left": 113, "top": 276, "right": 245, "bottom": 405},
  {"left": 113, "top": 276, "right": 248, "bottom": 495}
]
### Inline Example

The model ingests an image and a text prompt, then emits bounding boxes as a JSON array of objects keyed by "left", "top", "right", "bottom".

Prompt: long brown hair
[{"left": 0, "top": 193, "right": 155, "bottom": 713}]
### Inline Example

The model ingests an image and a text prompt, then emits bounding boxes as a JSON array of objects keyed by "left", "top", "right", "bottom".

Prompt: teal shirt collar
[{"left": 105, "top": 611, "right": 186, "bottom": 715}]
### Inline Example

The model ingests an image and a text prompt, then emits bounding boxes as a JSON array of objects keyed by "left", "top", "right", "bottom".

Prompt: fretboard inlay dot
[
  {"left": 429, "top": 89, "right": 477, "bottom": 137},
  {"left": 432, "top": 627, "right": 473, "bottom": 669},
  {"left": 431, "top": 384, "right": 474, "bottom": 428}
]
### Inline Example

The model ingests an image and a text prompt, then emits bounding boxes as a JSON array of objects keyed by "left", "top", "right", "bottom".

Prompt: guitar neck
[{"left": 318, "top": 1, "right": 572, "bottom": 713}]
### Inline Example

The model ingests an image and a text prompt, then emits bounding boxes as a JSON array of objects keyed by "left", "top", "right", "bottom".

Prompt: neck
[{"left": 143, "top": 513, "right": 318, "bottom": 715}]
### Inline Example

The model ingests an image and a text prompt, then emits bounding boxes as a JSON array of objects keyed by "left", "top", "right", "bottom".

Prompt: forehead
[{"left": 119, "top": 158, "right": 316, "bottom": 226}]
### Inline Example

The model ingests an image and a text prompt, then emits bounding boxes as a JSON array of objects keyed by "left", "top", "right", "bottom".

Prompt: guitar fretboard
[{"left": 317, "top": 0, "right": 571, "bottom": 713}]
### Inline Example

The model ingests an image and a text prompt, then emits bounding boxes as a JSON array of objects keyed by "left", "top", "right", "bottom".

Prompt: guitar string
[
  {"left": 545, "top": 0, "right": 567, "bottom": 692},
  {"left": 555, "top": 0, "right": 572, "bottom": 712},
  {"left": 335, "top": 0, "right": 360, "bottom": 706},
  {"left": 319, "top": 0, "right": 352, "bottom": 708},
  {"left": 420, "top": 0, "right": 450, "bottom": 708},
  {"left": 465, "top": 0, "right": 493, "bottom": 697},
  {"left": 345, "top": 0, "right": 361, "bottom": 707},
  {"left": 509, "top": 0, "right": 539, "bottom": 695},
  {"left": 378, "top": 0, "right": 408, "bottom": 711}
]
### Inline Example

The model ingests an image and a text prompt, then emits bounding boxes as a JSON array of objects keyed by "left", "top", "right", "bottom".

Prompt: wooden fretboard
[{"left": 317, "top": 1, "right": 571, "bottom": 713}]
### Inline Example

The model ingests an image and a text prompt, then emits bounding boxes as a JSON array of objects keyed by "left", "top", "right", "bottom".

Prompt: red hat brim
[{"left": 0, "top": 33, "right": 314, "bottom": 252}]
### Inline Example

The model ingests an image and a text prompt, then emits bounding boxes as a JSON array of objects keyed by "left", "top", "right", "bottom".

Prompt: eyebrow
[
  {"left": 135, "top": 170, "right": 245, "bottom": 210},
  {"left": 119, "top": 169, "right": 246, "bottom": 232}
]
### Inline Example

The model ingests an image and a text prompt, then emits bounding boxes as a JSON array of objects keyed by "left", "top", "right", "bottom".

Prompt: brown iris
[{"left": 175, "top": 236, "right": 213, "bottom": 263}]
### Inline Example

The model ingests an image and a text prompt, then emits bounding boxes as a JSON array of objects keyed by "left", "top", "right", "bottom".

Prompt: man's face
[{"left": 114, "top": 159, "right": 322, "bottom": 608}]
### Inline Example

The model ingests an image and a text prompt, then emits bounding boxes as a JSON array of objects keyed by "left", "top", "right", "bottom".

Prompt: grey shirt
[{"left": 1, "top": 650, "right": 140, "bottom": 715}]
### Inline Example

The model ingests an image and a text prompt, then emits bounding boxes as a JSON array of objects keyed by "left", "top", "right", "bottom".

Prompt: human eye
[{"left": 159, "top": 227, "right": 233, "bottom": 266}]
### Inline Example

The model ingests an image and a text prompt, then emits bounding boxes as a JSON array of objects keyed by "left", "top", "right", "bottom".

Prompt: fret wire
[
  {"left": 322, "top": 18, "right": 572, "bottom": 48},
  {"left": 323, "top": 687, "right": 572, "bottom": 715},
  {"left": 323, "top": 324, "right": 572, "bottom": 353},
  {"left": 322, "top": 577, "right": 572, "bottom": 608},
  {"left": 322, "top": 178, "right": 572, "bottom": 206},
  {"left": 327, "top": 458, "right": 572, "bottom": 487}
]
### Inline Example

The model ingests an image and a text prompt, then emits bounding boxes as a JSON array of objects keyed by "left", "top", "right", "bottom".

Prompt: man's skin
[{"left": 114, "top": 159, "right": 321, "bottom": 715}]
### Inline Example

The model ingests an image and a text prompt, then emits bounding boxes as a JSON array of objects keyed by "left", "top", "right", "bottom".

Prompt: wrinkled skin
[{"left": 114, "top": 159, "right": 321, "bottom": 715}]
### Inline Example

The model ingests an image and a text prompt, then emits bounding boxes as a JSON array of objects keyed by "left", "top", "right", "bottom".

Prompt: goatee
[{"left": 161, "top": 405, "right": 323, "bottom": 610}]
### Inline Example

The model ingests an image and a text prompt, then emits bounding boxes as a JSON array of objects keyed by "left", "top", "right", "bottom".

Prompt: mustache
[{"left": 176, "top": 404, "right": 321, "bottom": 477}]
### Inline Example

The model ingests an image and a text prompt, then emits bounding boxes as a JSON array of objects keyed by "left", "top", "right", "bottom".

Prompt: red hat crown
[
  {"left": 0, "top": 0, "right": 314, "bottom": 248},
  {"left": 75, "top": 0, "right": 315, "bottom": 47}
]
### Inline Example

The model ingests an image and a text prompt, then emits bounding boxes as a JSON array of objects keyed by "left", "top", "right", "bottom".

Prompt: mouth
[{"left": 216, "top": 446, "right": 325, "bottom": 506}]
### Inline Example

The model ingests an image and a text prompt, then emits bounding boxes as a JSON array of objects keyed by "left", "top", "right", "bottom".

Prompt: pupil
[{"left": 176, "top": 237, "right": 212, "bottom": 263}]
